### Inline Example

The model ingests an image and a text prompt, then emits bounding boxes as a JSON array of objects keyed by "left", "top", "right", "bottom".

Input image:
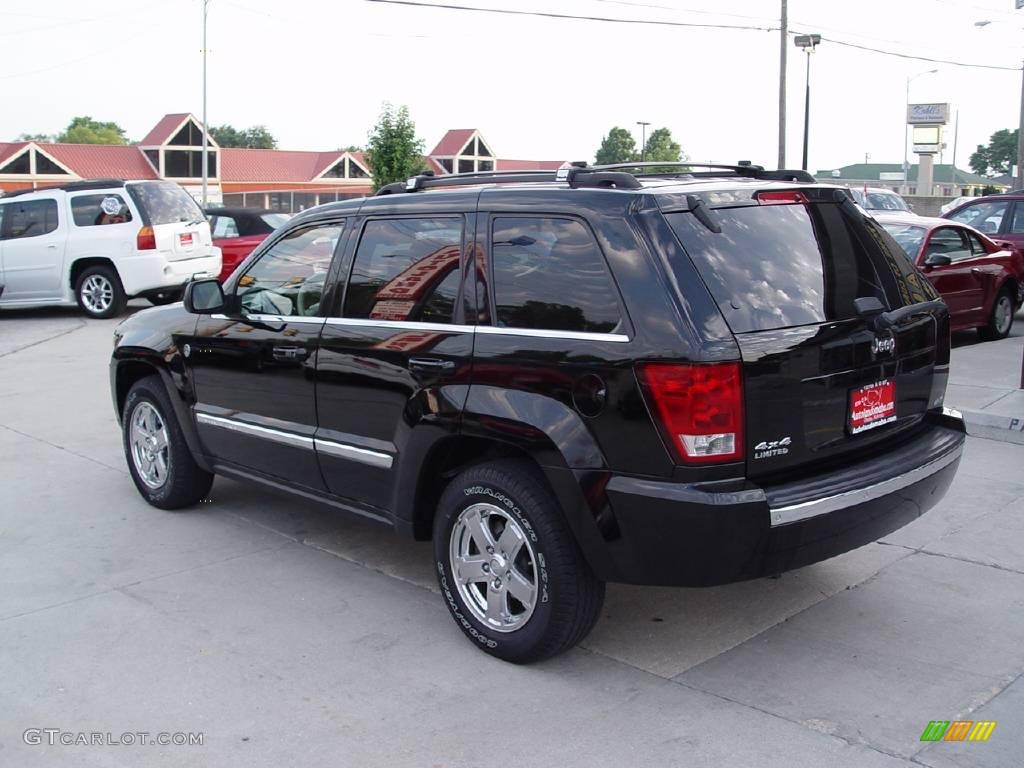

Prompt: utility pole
[
  {"left": 1017, "top": 58, "right": 1024, "bottom": 190},
  {"left": 778, "top": 0, "right": 787, "bottom": 169},
  {"left": 201, "top": 0, "right": 209, "bottom": 207}
]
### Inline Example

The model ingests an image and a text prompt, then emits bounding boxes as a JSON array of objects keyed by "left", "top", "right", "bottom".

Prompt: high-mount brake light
[
  {"left": 756, "top": 190, "right": 809, "bottom": 205},
  {"left": 137, "top": 225, "right": 156, "bottom": 250},
  {"left": 637, "top": 362, "right": 745, "bottom": 464}
]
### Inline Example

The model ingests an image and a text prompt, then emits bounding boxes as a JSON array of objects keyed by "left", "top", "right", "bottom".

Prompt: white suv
[{"left": 0, "top": 179, "right": 221, "bottom": 318}]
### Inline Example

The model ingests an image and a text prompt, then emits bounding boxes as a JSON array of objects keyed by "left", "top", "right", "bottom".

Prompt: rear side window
[
  {"left": 666, "top": 203, "right": 928, "bottom": 334},
  {"left": 127, "top": 181, "right": 203, "bottom": 226},
  {"left": 0, "top": 199, "right": 59, "bottom": 239},
  {"left": 70, "top": 194, "right": 133, "bottom": 226},
  {"left": 344, "top": 217, "right": 465, "bottom": 324},
  {"left": 490, "top": 217, "right": 622, "bottom": 334}
]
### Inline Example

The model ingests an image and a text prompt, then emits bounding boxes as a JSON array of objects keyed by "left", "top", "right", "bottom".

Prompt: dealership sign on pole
[{"left": 907, "top": 103, "right": 949, "bottom": 125}]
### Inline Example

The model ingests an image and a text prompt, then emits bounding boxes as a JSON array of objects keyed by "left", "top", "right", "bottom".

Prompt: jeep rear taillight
[
  {"left": 137, "top": 225, "right": 156, "bottom": 250},
  {"left": 637, "top": 362, "right": 744, "bottom": 464}
]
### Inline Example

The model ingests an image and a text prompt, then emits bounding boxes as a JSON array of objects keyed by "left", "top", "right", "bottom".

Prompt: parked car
[
  {"left": 849, "top": 186, "right": 914, "bottom": 214},
  {"left": 0, "top": 179, "right": 220, "bottom": 318},
  {"left": 111, "top": 163, "right": 965, "bottom": 663},
  {"left": 204, "top": 207, "right": 290, "bottom": 282},
  {"left": 942, "top": 192, "right": 1024, "bottom": 255},
  {"left": 878, "top": 215, "right": 1023, "bottom": 339}
]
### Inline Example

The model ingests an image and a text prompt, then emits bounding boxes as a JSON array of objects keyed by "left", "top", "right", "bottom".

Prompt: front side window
[
  {"left": 344, "top": 218, "right": 464, "bottom": 323},
  {"left": 490, "top": 217, "right": 623, "bottom": 334},
  {"left": 948, "top": 200, "right": 1009, "bottom": 234},
  {"left": 926, "top": 228, "right": 971, "bottom": 262},
  {"left": 966, "top": 231, "right": 989, "bottom": 257},
  {"left": 236, "top": 222, "right": 343, "bottom": 316},
  {"left": 70, "top": 194, "right": 133, "bottom": 227},
  {"left": 1010, "top": 202, "right": 1024, "bottom": 234},
  {"left": 0, "top": 199, "right": 59, "bottom": 239}
]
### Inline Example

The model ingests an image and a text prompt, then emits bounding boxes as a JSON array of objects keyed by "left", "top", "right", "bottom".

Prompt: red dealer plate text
[{"left": 849, "top": 379, "right": 896, "bottom": 434}]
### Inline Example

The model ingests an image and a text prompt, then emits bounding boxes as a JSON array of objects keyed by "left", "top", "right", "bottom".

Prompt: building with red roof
[{"left": 1, "top": 114, "right": 570, "bottom": 212}]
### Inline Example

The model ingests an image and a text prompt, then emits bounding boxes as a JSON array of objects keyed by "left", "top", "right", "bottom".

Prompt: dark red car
[
  {"left": 942, "top": 191, "right": 1024, "bottom": 254},
  {"left": 205, "top": 207, "right": 291, "bottom": 282},
  {"left": 879, "top": 215, "right": 1023, "bottom": 340}
]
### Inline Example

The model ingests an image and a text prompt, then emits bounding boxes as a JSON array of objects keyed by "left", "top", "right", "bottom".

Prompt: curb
[{"left": 957, "top": 409, "right": 1024, "bottom": 445}]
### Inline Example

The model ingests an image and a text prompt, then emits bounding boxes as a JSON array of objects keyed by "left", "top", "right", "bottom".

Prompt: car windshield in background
[
  {"left": 261, "top": 213, "right": 290, "bottom": 230},
  {"left": 127, "top": 181, "right": 203, "bottom": 226},
  {"left": 666, "top": 203, "right": 892, "bottom": 333},
  {"left": 865, "top": 192, "right": 909, "bottom": 211},
  {"left": 880, "top": 223, "right": 926, "bottom": 258}
]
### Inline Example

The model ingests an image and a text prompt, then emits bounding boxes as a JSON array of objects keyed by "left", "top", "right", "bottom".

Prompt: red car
[
  {"left": 879, "top": 215, "right": 1023, "bottom": 340},
  {"left": 942, "top": 191, "right": 1024, "bottom": 254},
  {"left": 205, "top": 207, "right": 291, "bottom": 282}
]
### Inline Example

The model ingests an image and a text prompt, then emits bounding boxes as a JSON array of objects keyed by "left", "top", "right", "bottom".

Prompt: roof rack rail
[
  {"left": 590, "top": 161, "right": 815, "bottom": 183},
  {"left": 375, "top": 164, "right": 642, "bottom": 195},
  {"left": 373, "top": 161, "right": 816, "bottom": 197},
  {"left": 0, "top": 178, "right": 127, "bottom": 199}
]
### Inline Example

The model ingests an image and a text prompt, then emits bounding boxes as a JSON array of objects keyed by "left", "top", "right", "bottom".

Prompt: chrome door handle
[
  {"left": 46, "top": 244, "right": 58, "bottom": 249},
  {"left": 408, "top": 357, "right": 456, "bottom": 372}
]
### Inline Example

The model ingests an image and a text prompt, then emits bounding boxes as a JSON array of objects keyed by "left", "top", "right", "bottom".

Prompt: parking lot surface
[{"left": 2, "top": 304, "right": 1023, "bottom": 767}]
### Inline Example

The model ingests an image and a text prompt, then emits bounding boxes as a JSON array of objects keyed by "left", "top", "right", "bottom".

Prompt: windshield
[
  {"left": 864, "top": 192, "right": 909, "bottom": 211},
  {"left": 880, "top": 223, "right": 926, "bottom": 258},
  {"left": 127, "top": 181, "right": 204, "bottom": 226}
]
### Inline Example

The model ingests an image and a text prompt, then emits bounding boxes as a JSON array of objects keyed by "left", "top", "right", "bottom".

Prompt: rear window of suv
[
  {"left": 126, "top": 181, "right": 204, "bottom": 226},
  {"left": 665, "top": 202, "right": 930, "bottom": 334}
]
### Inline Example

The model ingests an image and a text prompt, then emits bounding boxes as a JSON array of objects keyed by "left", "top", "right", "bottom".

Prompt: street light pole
[
  {"left": 778, "top": 0, "right": 787, "bottom": 169},
  {"left": 794, "top": 34, "right": 821, "bottom": 172},
  {"left": 636, "top": 121, "right": 650, "bottom": 162},
  {"left": 201, "top": 0, "right": 209, "bottom": 207}
]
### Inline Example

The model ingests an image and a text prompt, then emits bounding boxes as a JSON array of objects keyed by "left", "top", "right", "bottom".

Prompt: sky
[{"left": 2, "top": 0, "right": 1022, "bottom": 173}]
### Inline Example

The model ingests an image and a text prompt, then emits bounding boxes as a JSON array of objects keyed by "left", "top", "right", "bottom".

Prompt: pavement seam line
[
  {"left": 878, "top": 538, "right": 1024, "bottom": 577},
  {"left": 0, "top": 318, "right": 87, "bottom": 358},
  {"left": 0, "top": 422, "right": 127, "bottom": 475}
]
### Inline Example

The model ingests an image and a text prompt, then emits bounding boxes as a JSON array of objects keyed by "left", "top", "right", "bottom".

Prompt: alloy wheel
[
  {"left": 995, "top": 295, "right": 1013, "bottom": 335},
  {"left": 129, "top": 402, "right": 170, "bottom": 489},
  {"left": 449, "top": 502, "right": 539, "bottom": 633},
  {"left": 81, "top": 274, "right": 114, "bottom": 314}
]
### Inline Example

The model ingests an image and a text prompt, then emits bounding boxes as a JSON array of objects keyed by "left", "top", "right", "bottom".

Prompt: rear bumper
[
  {"left": 592, "top": 409, "right": 965, "bottom": 586},
  {"left": 117, "top": 249, "right": 222, "bottom": 296}
]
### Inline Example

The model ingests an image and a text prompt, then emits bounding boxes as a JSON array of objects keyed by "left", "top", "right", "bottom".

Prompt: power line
[{"left": 364, "top": 0, "right": 1023, "bottom": 71}]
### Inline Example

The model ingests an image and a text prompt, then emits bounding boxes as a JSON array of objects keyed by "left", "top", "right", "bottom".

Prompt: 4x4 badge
[{"left": 754, "top": 436, "right": 791, "bottom": 460}]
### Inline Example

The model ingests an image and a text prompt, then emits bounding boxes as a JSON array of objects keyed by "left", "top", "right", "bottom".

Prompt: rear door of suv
[
  {"left": 314, "top": 202, "right": 475, "bottom": 514},
  {"left": 126, "top": 181, "right": 213, "bottom": 261},
  {"left": 663, "top": 188, "right": 947, "bottom": 481}
]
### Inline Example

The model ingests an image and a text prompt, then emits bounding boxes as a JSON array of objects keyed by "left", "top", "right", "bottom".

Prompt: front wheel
[
  {"left": 433, "top": 460, "right": 605, "bottom": 663},
  {"left": 122, "top": 376, "right": 213, "bottom": 509},
  {"left": 978, "top": 288, "right": 1014, "bottom": 341}
]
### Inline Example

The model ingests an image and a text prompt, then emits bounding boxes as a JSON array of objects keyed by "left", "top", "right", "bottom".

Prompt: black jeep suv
[{"left": 111, "top": 162, "right": 965, "bottom": 663}]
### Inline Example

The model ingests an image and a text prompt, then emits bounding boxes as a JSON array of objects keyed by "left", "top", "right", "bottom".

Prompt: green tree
[
  {"left": 365, "top": 104, "right": 425, "bottom": 192},
  {"left": 642, "top": 127, "right": 685, "bottom": 171},
  {"left": 969, "top": 128, "right": 1019, "bottom": 177},
  {"left": 209, "top": 124, "right": 277, "bottom": 149},
  {"left": 17, "top": 132, "right": 54, "bottom": 142},
  {"left": 57, "top": 116, "right": 128, "bottom": 145},
  {"left": 595, "top": 127, "right": 638, "bottom": 165}
]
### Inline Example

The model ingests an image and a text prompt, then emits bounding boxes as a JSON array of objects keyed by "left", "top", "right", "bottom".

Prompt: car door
[
  {"left": 920, "top": 226, "right": 983, "bottom": 326},
  {"left": 1004, "top": 201, "right": 1024, "bottom": 253},
  {"left": 188, "top": 219, "right": 346, "bottom": 490},
  {"left": 0, "top": 196, "right": 67, "bottom": 302},
  {"left": 315, "top": 211, "right": 474, "bottom": 513}
]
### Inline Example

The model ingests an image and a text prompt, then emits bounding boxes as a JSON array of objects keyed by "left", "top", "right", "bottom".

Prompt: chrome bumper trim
[
  {"left": 769, "top": 443, "right": 963, "bottom": 527},
  {"left": 314, "top": 437, "right": 393, "bottom": 469},
  {"left": 196, "top": 412, "right": 313, "bottom": 450}
]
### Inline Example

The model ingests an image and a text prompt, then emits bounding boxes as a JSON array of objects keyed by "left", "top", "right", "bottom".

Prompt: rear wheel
[
  {"left": 979, "top": 288, "right": 1014, "bottom": 341},
  {"left": 433, "top": 459, "right": 604, "bottom": 663},
  {"left": 122, "top": 376, "right": 213, "bottom": 509},
  {"left": 75, "top": 265, "right": 126, "bottom": 319}
]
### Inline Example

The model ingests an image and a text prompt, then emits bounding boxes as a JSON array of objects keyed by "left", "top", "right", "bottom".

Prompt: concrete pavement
[{"left": 1, "top": 304, "right": 1023, "bottom": 767}]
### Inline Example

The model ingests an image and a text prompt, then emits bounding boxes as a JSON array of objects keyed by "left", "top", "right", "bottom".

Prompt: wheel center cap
[{"left": 489, "top": 555, "right": 507, "bottom": 574}]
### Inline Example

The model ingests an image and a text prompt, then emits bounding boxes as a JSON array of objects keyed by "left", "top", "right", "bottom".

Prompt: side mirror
[
  {"left": 183, "top": 278, "right": 226, "bottom": 314},
  {"left": 923, "top": 253, "right": 952, "bottom": 268}
]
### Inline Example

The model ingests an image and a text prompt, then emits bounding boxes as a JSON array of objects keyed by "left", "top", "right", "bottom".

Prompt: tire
[
  {"left": 978, "top": 288, "right": 1014, "bottom": 341},
  {"left": 75, "top": 264, "right": 127, "bottom": 319},
  {"left": 122, "top": 376, "right": 213, "bottom": 509},
  {"left": 148, "top": 289, "right": 182, "bottom": 306},
  {"left": 433, "top": 459, "right": 605, "bottom": 663}
]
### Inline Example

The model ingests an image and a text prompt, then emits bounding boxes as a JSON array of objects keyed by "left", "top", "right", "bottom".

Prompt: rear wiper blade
[{"left": 686, "top": 194, "right": 722, "bottom": 234}]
